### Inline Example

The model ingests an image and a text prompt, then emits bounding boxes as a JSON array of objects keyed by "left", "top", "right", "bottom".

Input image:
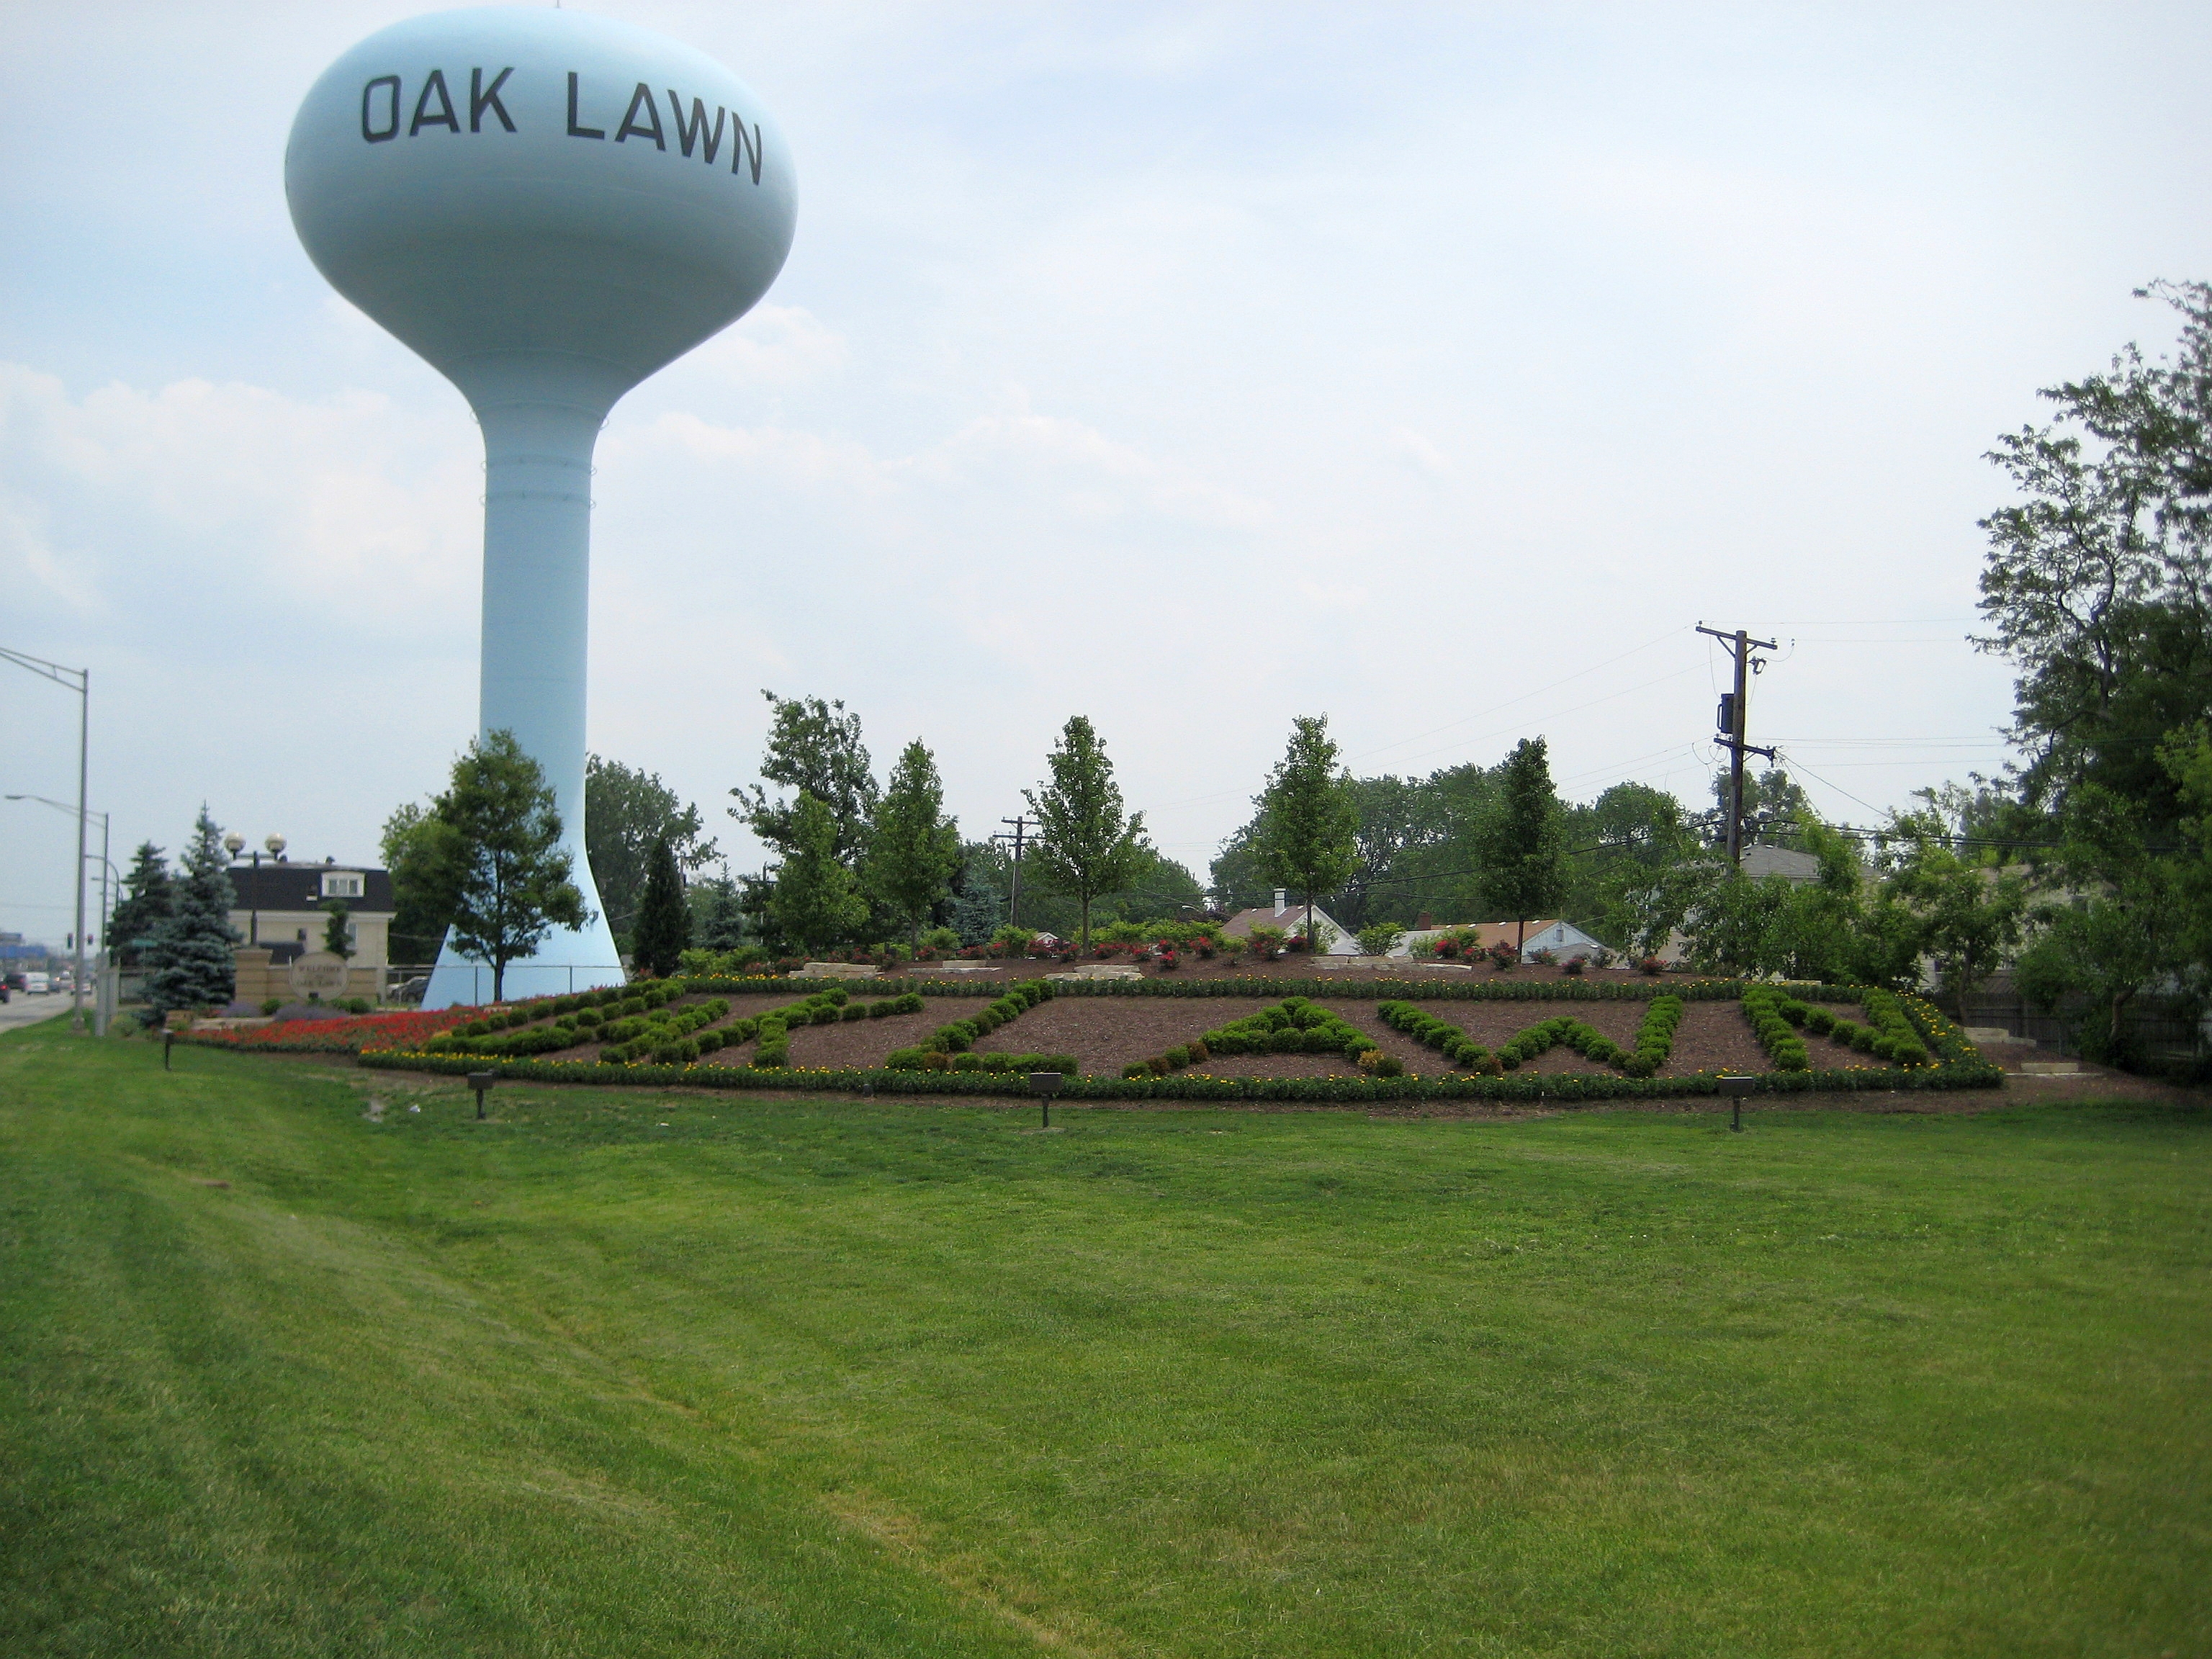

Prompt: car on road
[{"left": 23, "top": 973, "right": 50, "bottom": 995}]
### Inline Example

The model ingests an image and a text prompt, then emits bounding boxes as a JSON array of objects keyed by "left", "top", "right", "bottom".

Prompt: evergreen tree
[
  {"left": 585, "top": 755, "right": 718, "bottom": 943},
  {"left": 1473, "top": 737, "right": 1568, "bottom": 954},
  {"left": 108, "top": 841, "right": 173, "bottom": 968},
  {"left": 420, "top": 729, "right": 591, "bottom": 1002},
  {"left": 322, "top": 900, "right": 355, "bottom": 961},
  {"left": 1254, "top": 715, "right": 1361, "bottom": 957},
  {"left": 866, "top": 739, "right": 963, "bottom": 949},
  {"left": 145, "top": 809, "right": 239, "bottom": 1017},
  {"left": 690, "top": 870, "right": 751, "bottom": 952},
  {"left": 1025, "top": 716, "right": 1148, "bottom": 950},
  {"left": 949, "top": 866, "right": 1004, "bottom": 946},
  {"left": 631, "top": 835, "right": 691, "bottom": 977},
  {"left": 770, "top": 791, "right": 868, "bottom": 951}
]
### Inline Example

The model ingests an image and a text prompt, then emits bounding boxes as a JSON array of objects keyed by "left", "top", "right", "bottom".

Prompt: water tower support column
[{"left": 423, "top": 390, "right": 624, "bottom": 1007}]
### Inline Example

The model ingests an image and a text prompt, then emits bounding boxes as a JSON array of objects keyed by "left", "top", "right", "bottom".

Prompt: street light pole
[
  {"left": 6, "top": 795, "right": 111, "bottom": 1031},
  {"left": 1, "top": 647, "right": 90, "bottom": 1025}
]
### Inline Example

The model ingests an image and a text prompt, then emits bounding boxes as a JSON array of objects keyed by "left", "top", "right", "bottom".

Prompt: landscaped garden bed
[{"left": 312, "top": 972, "right": 2000, "bottom": 1104}]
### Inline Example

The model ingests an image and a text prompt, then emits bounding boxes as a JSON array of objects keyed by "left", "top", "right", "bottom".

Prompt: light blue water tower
[{"left": 286, "top": 8, "right": 796, "bottom": 1007}]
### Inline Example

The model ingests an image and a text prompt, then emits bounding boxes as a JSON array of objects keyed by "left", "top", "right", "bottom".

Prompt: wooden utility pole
[
  {"left": 992, "top": 815, "right": 1032, "bottom": 926},
  {"left": 1696, "top": 624, "right": 1777, "bottom": 868}
]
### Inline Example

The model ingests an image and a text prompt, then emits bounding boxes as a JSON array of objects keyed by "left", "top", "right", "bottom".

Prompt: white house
[
  {"left": 1221, "top": 891, "right": 1362, "bottom": 954},
  {"left": 1389, "top": 918, "right": 1612, "bottom": 963},
  {"left": 227, "top": 858, "right": 395, "bottom": 971}
]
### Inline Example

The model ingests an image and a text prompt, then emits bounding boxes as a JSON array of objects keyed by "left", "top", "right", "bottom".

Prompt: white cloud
[{"left": 1, "top": 0, "right": 2198, "bottom": 937}]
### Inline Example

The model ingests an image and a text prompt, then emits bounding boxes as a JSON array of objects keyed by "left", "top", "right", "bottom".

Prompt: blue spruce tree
[{"left": 145, "top": 808, "right": 239, "bottom": 1018}]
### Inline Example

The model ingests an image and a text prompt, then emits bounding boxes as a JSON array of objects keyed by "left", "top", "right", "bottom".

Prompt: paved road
[{"left": 0, "top": 994, "right": 76, "bottom": 1034}]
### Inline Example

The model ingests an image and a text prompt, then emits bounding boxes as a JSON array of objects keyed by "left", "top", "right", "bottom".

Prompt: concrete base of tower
[{"left": 421, "top": 912, "right": 628, "bottom": 1009}]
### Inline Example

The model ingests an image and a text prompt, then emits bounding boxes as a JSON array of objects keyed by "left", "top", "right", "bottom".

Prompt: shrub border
[{"left": 360, "top": 1046, "right": 2002, "bottom": 1102}]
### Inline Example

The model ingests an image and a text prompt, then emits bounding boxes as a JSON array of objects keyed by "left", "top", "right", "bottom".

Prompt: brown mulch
[
  {"left": 963, "top": 994, "right": 1826, "bottom": 1081},
  {"left": 406, "top": 984, "right": 2203, "bottom": 1116},
  {"left": 775, "top": 999, "right": 996, "bottom": 1069},
  {"left": 884, "top": 960, "right": 1668, "bottom": 989}
]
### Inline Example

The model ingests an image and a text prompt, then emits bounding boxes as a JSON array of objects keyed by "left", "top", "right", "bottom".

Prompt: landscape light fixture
[
  {"left": 286, "top": 7, "right": 796, "bottom": 1007},
  {"left": 1029, "top": 1071, "right": 1063, "bottom": 1129},
  {"left": 1717, "top": 1074, "right": 1758, "bottom": 1133}
]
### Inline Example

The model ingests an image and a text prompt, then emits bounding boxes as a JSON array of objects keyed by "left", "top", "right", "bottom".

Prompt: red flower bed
[{"left": 185, "top": 1007, "right": 481, "bottom": 1054}]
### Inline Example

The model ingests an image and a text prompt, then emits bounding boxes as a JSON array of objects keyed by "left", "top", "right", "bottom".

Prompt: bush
[
  {"left": 1377, "top": 999, "right": 1498, "bottom": 1073},
  {"left": 1562, "top": 957, "right": 1585, "bottom": 976},
  {"left": 1357, "top": 1049, "right": 1403, "bottom": 1077},
  {"left": 260, "top": 997, "right": 282, "bottom": 1016}
]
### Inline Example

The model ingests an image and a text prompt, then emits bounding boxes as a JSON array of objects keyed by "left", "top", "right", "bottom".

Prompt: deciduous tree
[
  {"left": 1473, "top": 737, "right": 1568, "bottom": 953},
  {"left": 381, "top": 803, "right": 452, "bottom": 965},
  {"left": 585, "top": 756, "right": 717, "bottom": 944},
  {"left": 1255, "top": 715, "right": 1361, "bottom": 959},
  {"left": 1025, "top": 716, "right": 1148, "bottom": 950},
  {"left": 732, "top": 691, "right": 878, "bottom": 864},
  {"left": 770, "top": 791, "right": 868, "bottom": 952},
  {"left": 866, "top": 739, "right": 962, "bottom": 950},
  {"left": 1977, "top": 280, "right": 2212, "bottom": 831},
  {"left": 421, "top": 730, "right": 591, "bottom": 1002}
]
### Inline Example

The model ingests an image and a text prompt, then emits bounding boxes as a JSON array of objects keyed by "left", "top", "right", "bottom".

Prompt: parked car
[{"left": 23, "top": 973, "right": 51, "bottom": 995}]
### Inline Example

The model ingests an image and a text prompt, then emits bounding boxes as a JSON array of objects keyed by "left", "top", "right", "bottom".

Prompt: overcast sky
[{"left": 5, "top": 1, "right": 2211, "bottom": 945}]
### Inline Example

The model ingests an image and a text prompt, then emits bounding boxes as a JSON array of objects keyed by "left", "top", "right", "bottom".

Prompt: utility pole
[
  {"left": 1, "top": 649, "right": 89, "bottom": 1025},
  {"left": 1696, "top": 624, "right": 1777, "bottom": 868},
  {"left": 992, "top": 815, "right": 1032, "bottom": 927}
]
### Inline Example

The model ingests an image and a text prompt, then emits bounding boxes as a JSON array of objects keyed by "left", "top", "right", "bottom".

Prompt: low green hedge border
[
  {"left": 359, "top": 1046, "right": 2004, "bottom": 1102},
  {"left": 673, "top": 973, "right": 1862, "bottom": 1004}
]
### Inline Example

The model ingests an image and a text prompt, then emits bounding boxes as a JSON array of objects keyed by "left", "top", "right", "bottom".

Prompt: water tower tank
[{"left": 287, "top": 7, "right": 796, "bottom": 1007}]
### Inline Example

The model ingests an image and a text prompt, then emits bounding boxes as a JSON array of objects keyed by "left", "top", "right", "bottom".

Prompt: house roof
[
  {"left": 1740, "top": 844, "right": 1821, "bottom": 884},
  {"left": 226, "top": 864, "right": 394, "bottom": 914},
  {"left": 1220, "top": 902, "right": 1360, "bottom": 953},
  {"left": 1389, "top": 920, "right": 1609, "bottom": 957}
]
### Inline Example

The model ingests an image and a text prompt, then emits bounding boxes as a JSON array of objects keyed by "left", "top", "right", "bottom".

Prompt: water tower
[{"left": 287, "top": 7, "right": 796, "bottom": 1007}]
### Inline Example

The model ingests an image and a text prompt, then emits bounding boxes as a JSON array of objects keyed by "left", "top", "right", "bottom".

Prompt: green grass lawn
[{"left": 4, "top": 1022, "right": 2206, "bottom": 1658}]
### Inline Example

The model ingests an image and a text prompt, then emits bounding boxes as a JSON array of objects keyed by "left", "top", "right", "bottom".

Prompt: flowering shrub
[{"left": 181, "top": 1006, "right": 479, "bottom": 1054}]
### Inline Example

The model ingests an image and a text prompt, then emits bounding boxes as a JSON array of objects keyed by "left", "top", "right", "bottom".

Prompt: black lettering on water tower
[
  {"left": 670, "top": 94, "right": 724, "bottom": 164},
  {"left": 469, "top": 67, "right": 516, "bottom": 133},
  {"left": 732, "top": 118, "right": 763, "bottom": 184},
  {"left": 361, "top": 76, "right": 400, "bottom": 143},
  {"left": 614, "top": 84, "right": 665, "bottom": 150},
  {"left": 410, "top": 68, "right": 460, "bottom": 135},
  {"left": 567, "top": 72, "right": 605, "bottom": 138}
]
